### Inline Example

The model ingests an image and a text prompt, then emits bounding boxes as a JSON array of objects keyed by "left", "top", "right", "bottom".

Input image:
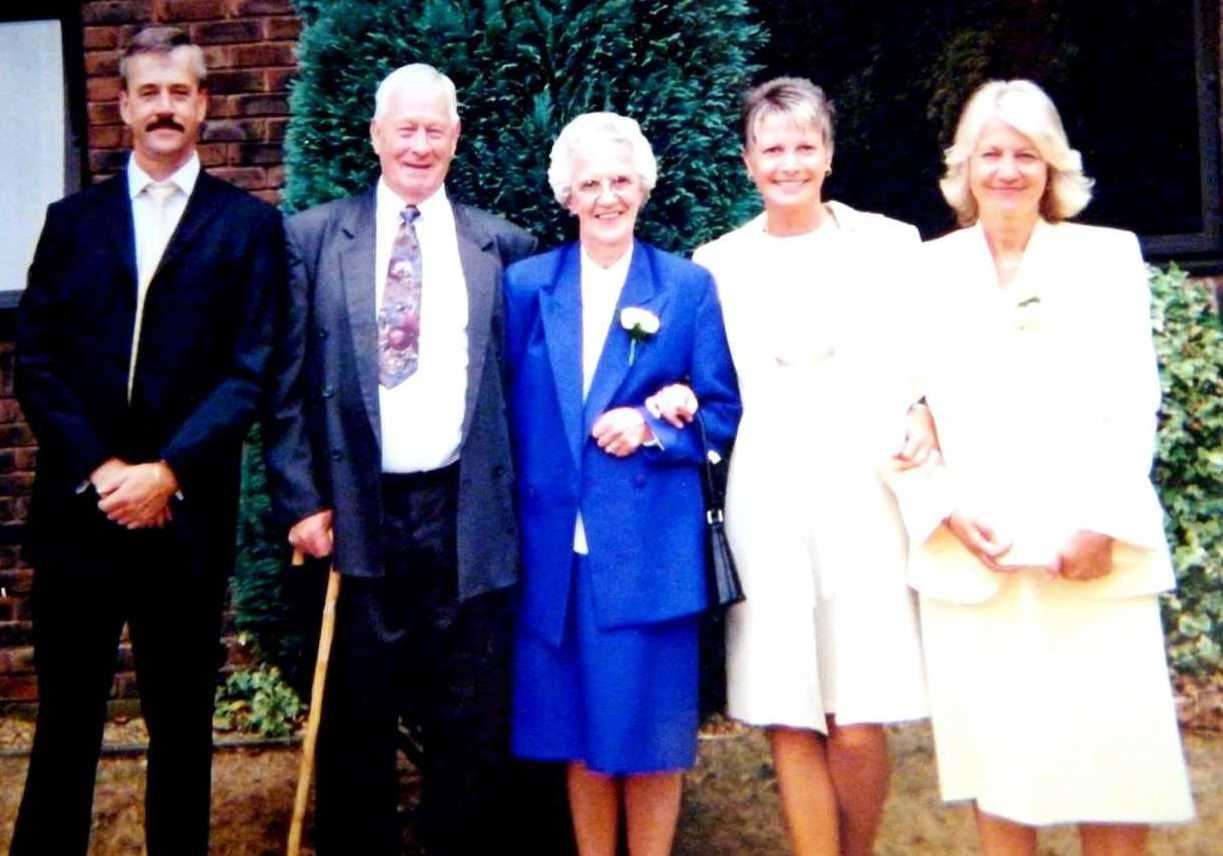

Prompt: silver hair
[
  {"left": 373, "top": 63, "right": 460, "bottom": 124},
  {"left": 547, "top": 112, "right": 658, "bottom": 207},
  {"left": 119, "top": 26, "right": 207, "bottom": 88},
  {"left": 940, "top": 79, "right": 1094, "bottom": 225}
]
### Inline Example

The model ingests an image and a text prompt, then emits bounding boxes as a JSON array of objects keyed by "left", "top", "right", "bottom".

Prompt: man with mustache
[{"left": 12, "top": 26, "right": 284, "bottom": 856}]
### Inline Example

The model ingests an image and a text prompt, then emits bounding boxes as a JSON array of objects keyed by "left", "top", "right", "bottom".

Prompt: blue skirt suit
[{"left": 503, "top": 242, "right": 741, "bottom": 774}]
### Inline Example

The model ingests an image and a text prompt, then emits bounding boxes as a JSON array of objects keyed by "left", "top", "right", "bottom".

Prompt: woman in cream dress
[
  {"left": 896, "top": 80, "right": 1194, "bottom": 855},
  {"left": 692, "top": 77, "right": 930, "bottom": 856}
]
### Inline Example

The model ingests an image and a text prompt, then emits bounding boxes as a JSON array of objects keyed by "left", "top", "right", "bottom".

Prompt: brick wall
[
  {"left": 83, "top": 0, "right": 299, "bottom": 202},
  {"left": 0, "top": 0, "right": 301, "bottom": 705}
]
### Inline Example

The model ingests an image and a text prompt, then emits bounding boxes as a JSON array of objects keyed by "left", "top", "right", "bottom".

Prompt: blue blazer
[{"left": 505, "top": 241, "right": 741, "bottom": 646}]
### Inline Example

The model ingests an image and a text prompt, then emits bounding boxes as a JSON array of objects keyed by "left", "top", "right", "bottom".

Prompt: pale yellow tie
[{"left": 128, "top": 181, "right": 179, "bottom": 400}]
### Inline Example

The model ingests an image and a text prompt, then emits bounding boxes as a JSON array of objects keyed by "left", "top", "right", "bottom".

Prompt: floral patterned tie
[{"left": 378, "top": 205, "right": 423, "bottom": 388}]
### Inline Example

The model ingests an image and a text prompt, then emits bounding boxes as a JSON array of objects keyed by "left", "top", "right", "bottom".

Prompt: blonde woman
[
  {"left": 693, "top": 78, "right": 932, "bottom": 856},
  {"left": 901, "top": 79, "right": 1194, "bottom": 855}
]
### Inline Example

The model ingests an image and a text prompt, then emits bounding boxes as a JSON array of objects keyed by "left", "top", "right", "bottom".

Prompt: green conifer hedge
[{"left": 284, "top": 0, "right": 764, "bottom": 250}]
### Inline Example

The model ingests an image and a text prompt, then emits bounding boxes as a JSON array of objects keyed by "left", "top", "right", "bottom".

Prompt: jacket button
[
  {"left": 330, "top": 449, "right": 343, "bottom": 461},
  {"left": 322, "top": 385, "right": 335, "bottom": 398}
]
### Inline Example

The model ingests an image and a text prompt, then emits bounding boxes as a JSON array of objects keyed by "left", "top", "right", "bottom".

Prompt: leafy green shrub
[
  {"left": 213, "top": 663, "right": 304, "bottom": 739},
  {"left": 1150, "top": 264, "right": 1223, "bottom": 675}
]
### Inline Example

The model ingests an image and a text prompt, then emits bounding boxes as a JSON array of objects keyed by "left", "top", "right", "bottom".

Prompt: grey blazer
[{"left": 263, "top": 186, "right": 537, "bottom": 598}]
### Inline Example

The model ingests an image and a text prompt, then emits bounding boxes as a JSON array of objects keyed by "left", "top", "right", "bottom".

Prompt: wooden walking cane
[{"left": 287, "top": 548, "right": 341, "bottom": 856}]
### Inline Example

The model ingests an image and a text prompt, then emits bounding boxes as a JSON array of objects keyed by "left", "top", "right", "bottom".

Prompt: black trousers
[
  {"left": 12, "top": 497, "right": 227, "bottom": 856},
  {"left": 314, "top": 468, "right": 572, "bottom": 855}
]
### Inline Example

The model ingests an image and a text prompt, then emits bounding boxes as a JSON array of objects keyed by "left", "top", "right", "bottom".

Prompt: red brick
[
  {"left": 197, "top": 142, "right": 228, "bottom": 167},
  {"left": 0, "top": 567, "right": 33, "bottom": 593},
  {"left": 90, "top": 148, "right": 131, "bottom": 174},
  {"left": 7, "top": 646, "right": 34, "bottom": 673},
  {"left": 0, "top": 474, "right": 35, "bottom": 494},
  {"left": 234, "top": 0, "right": 294, "bottom": 14},
  {"left": 82, "top": 1, "right": 154, "bottom": 26},
  {"left": 91, "top": 124, "right": 127, "bottom": 148},
  {"left": 0, "top": 400, "right": 22, "bottom": 423},
  {"left": 212, "top": 167, "right": 266, "bottom": 190},
  {"left": 12, "top": 498, "right": 30, "bottom": 524},
  {"left": 0, "top": 425, "right": 35, "bottom": 448},
  {"left": 266, "top": 118, "right": 288, "bottom": 142},
  {"left": 88, "top": 77, "right": 123, "bottom": 101},
  {"left": 116, "top": 643, "right": 135, "bottom": 671},
  {"left": 0, "top": 673, "right": 39, "bottom": 701},
  {"left": 234, "top": 93, "right": 289, "bottom": 117},
  {"left": 191, "top": 18, "right": 262, "bottom": 44},
  {"left": 206, "top": 95, "right": 236, "bottom": 118},
  {"left": 0, "top": 452, "right": 14, "bottom": 474},
  {"left": 13, "top": 449, "right": 37, "bottom": 472},
  {"left": 84, "top": 26, "right": 120, "bottom": 50},
  {"left": 231, "top": 143, "right": 283, "bottom": 166},
  {"left": 205, "top": 70, "right": 264, "bottom": 95},
  {"left": 266, "top": 165, "right": 286, "bottom": 188},
  {"left": 202, "top": 118, "right": 261, "bottom": 142},
  {"left": 202, "top": 45, "right": 235, "bottom": 70},
  {"left": 264, "top": 68, "right": 296, "bottom": 92},
  {"left": 85, "top": 50, "right": 121, "bottom": 77},
  {"left": 162, "top": 0, "right": 227, "bottom": 20},
  {"left": 0, "top": 621, "right": 31, "bottom": 647},
  {"left": 89, "top": 101, "right": 122, "bottom": 125},
  {"left": 264, "top": 16, "right": 302, "bottom": 40},
  {"left": 231, "top": 43, "right": 296, "bottom": 69}
]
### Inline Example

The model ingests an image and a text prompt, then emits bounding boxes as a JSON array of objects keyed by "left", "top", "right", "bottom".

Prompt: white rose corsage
[{"left": 620, "top": 306, "right": 660, "bottom": 365}]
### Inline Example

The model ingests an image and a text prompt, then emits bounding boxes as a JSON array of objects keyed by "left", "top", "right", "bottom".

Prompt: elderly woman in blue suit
[{"left": 504, "top": 112, "right": 741, "bottom": 855}]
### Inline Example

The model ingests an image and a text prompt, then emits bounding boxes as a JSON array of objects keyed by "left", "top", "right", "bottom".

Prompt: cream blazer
[{"left": 888, "top": 219, "right": 1175, "bottom": 604}]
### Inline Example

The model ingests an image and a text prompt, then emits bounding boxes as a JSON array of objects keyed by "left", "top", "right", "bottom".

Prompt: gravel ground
[{"left": 0, "top": 717, "right": 1216, "bottom": 854}]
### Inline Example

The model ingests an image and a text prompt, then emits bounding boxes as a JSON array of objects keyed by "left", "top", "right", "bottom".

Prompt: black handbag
[{"left": 694, "top": 412, "right": 744, "bottom": 609}]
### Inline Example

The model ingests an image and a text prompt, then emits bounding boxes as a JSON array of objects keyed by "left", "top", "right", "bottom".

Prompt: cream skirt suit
[
  {"left": 891, "top": 220, "right": 1194, "bottom": 824},
  {"left": 693, "top": 202, "right": 928, "bottom": 732}
]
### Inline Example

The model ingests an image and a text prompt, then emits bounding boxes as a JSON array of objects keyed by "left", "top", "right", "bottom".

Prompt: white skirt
[
  {"left": 920, "top": 573, "right": 1194, "bottom": 825},
  {"left": 726, "top": 578, "right": 928, "bottom": 733}
]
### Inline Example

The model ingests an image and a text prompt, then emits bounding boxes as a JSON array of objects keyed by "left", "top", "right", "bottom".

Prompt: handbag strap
[{"left": 693, "top": 411, "right": 724, "bottom": 524}]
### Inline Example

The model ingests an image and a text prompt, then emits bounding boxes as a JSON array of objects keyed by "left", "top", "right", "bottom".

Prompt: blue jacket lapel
[
  {"left": 105, "top": 173, "right": 138, "bottom": 295},
  {"left": 583, "top": 242, "right": 663, "bottom": 434},
  {"left": 338, "top": 188, "right": 381, "bottom": 445},
  {"left": 538, "top": 245, "right": 585, "bottom": 471}
]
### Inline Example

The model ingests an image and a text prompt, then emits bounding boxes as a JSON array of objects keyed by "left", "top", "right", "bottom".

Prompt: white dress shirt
[
  {"left": 374, "top": 179, "right": 469, "bottom": 473},
  {"left": 572, "top": 244, "right": 633, "bottom": 554},
  {"left": 126, "top": 152, "right": 200, "bottom": 398}
]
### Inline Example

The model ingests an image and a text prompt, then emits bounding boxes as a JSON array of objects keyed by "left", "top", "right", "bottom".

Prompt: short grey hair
[
  {"left": 741, "top": 76, "right": 835, "bottom": 150},
  {"left": 940, "top": 79, "right": 1094, "bottom": 225},
  {"left": 120, "top": 26, "right": 207, "bottom": 89},
  {"left": 547, "top": 112, "right": 658, "bottom": 206},
  {"left": 373, "top": 63, "right": 460, "bottom": 124}
]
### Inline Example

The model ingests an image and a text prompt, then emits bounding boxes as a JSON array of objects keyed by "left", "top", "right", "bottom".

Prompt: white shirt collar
[
  {"left": 376, "top": 177, "right": 451, "bottom": 220},
  {"left": 127, "top": 152, "right": 201, "bottom": 200},
  {"left": 579, "top": 241, "right": 634, "bottom": 286}
]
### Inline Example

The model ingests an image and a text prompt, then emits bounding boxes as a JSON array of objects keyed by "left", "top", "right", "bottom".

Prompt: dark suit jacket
[
  {"left": 263, "top": 187, "right": 536, "bottom": 597},
  {"left": 16, "top": 169, "right": 285, "bottom": 571},
  {"left": 504, "top": 242, "right": 741, "bottom": 645}
]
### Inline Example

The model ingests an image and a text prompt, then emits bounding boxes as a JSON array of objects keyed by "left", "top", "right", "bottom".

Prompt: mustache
[{"left": 145, "top": 118, "right": 185, "bottom": 132}]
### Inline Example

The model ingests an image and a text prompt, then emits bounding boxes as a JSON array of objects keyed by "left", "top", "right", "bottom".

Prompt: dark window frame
[
  {"left": 0, "top": 0, "right": 87, "bottom": 317},
  {"left": 1141, "top": 0, "right": 1222, "bottom": 271}
]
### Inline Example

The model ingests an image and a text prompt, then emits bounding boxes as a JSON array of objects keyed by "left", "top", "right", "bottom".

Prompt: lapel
[
  {"left": 337, "top": 188, "right": 382, "bottom": 445},
  {"left": 453, "top": 203, "right": 499, "bottom": 441},
  {"left": 102, "top": 173, "right": 138, "bottom": 296},
  {"left": 582, "top": 242, "right": 666, "bottom": 435},
  {"left": 153, "top": 171, "right": 228, "bottom": 279},
  {"left": 538, "top": 244, "right": 585, "bottom": 471}
]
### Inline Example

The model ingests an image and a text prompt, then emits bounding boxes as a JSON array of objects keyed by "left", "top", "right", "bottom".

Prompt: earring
[{"left": 825, "top": 167, "right": 832, "bottom": 176}]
